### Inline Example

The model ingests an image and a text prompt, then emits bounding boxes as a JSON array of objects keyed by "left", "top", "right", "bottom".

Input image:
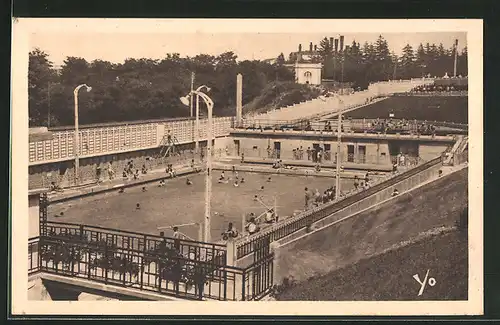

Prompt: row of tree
[
  {"left": 292, "top": 35, "right": 468, "bottom": 88},
  {"left": 29, "top": 49, "right": 294, "bottom": 127},
  {"left": 29, "top": 35, "right": 468, "bottom": 128}
]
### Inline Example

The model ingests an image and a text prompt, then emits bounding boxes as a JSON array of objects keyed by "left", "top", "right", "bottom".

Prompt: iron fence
[
  {"left": 235, "top": 156, "right": 443, "bottom": 259},
  {"left": 29, "top": 235, "right": 273, "bottom": 301},
  {"left": 44, "top": 221, "right": 227, "bottom": 265},
  {"left": 28, "top": 236, "right": 40, "bottom": 275}
]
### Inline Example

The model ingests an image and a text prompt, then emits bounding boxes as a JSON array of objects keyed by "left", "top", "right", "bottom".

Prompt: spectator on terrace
[
  {"left": 241, "top": 152, "right": 244, "bottom": 163},
  {"left": 305, "top": 187, "right": 311, "bottom": 208},
  {"left": 353, "top": 176, "right": 359, "bottom": 190},
  {"left": 439, "top": 170, "right": 443, "bottom": 177},
  {"left": 240, "top": 177, "right": 245, "bottom": 184},
  {"left": 265, "top": 209, "right": 275, "bottom": 224},
  {"left": 392, "top": 189, "right": 400, "bottom": 197},
  {"left": 186, "top": 178, "right": 193, "bottom": 185},
  {"left": 307, "top": 147, "right": 312, "bottom": 161},
  {"left": 247, "top": 216, "right": 259, "bottom": 235},
  {"left": 118, "top": 187, "right": 125, "bottom": 194},
  {"left": 233, "top": 180, "right": 239, "bottom": 187},
  {"left": 158, "top": 180, "right": 165, "bottom": 187},
  {"left": 399, "top": 154, "right": 406, "bottom": 167},
  {"left": 136, "top": 203, "right": 141, "bottom": 210},
  {"left": 141, "top": 164, "right": 148, "bottom": 174},
  {"left": 122, "top": 169, "right": 128, "bottom": 180},
  {"left": 220, "top": 171, "right": 225, "bottom": 180},
  {"left": 172, "top": 227, "right": 181, "bottom": 251},
  {"left": 134, "top": 169, "right": 140, "bottom": 180},
  {"left": 190, "top": 159, "right": 195, "bottom": 168},
  {"left": 142, "top": 186, "right": 147, "bottom": 192},
  {"left": 315, "top": 164, "right": 321, "bottom": 172},
  {"left": 267, "top": 176, "right": 272, "bottom": 183},
  {"left": 222, "top": 222, "right": 239, "bottom": 240},
  {"left": 299, "top": 146, "right": 304, "bottom": 159},
  {"left": 393, "top": 162, "right": 398, "bottom": 174}
]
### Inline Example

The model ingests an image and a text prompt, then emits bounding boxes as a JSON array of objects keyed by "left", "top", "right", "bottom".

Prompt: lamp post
[
  {"left": 73, "top": 84, "right": 92, "bottom": 186},
  {"left": 194, "top": 85, "right": 211, "bottom": 153},
  {"left": 335, "top": 94, "right": 345, "bottom": 200},
  {"left": 181, "top": 90, "right": 214, "bottom": 242}
]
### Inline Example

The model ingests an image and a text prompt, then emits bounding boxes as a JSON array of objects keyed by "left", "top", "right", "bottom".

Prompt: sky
[
  {"left": 30, "top": 31, "right": 467, "bottom": 66},
  {"left": 21, "top": 19, "right": 470, "bottom": 65}
]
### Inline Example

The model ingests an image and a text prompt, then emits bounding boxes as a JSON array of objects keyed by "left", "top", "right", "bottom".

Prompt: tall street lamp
[
  {"left": 180, "top": 89, "right": 214, "bottom": 242},
  {"left": 194, "top": 85, "right": 211, "bottom": 153},
  {"left": 335, "top": 94, "right": 345, "bottom": 200},
  {"left": 73, "top": 84, "right": 92, "bottom": 186}
]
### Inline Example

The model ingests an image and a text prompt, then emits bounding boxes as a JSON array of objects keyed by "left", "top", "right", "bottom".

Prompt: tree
[
  {"left": 276, "top": 53, "right": 285, "bottom": 66},
  {"left": 415, "top": 43, "right": 427, "bottom": 77},
  {"left": 400, "top": 44, "right": 416, "bottom": 79},
  {"left": 28, "top": 48, "right": 58, "bottom": 126}
]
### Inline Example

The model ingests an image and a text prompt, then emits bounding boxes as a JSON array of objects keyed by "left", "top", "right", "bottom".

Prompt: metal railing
[
  {"left": 44, "top": 221, "right": 226, "bottom": 264},
  {"left": 29, "top": 236, "right": 273, "bottom": 301},
  {"left": 233, "top": 118, "right": 468, "bottom": 134},
  {"left": 235, "top": 155, "right": 443, "bottom": 259},
  {"left": 28, "top": 236, "right": 40, "bottom": 275}
]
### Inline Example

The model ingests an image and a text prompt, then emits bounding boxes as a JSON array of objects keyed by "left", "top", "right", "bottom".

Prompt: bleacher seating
[{"left": 244, "top": 79, "right": 433, "bottom": 122}]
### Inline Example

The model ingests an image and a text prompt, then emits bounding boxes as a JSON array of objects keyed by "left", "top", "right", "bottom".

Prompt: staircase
[{"left": 442, "top": 135, "right": 467, "bottom": 166}]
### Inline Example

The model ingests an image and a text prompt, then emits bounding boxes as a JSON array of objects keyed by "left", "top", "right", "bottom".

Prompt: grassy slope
[
  {"left": 275, "top": 228, "right": 467, "bottom": 301},
  {"left": 345, "top": 96, "right": 468, "bottom": 123},
  {"left": 274, "top": 168, "right": 468, "bottom": 300},
  {"left": 243, "top": 81, "right": 322, "bottom": 115}
]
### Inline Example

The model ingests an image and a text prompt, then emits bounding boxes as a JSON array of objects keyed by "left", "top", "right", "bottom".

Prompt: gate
[{"left": 247, "top": 234, "right": 273, "bottom": 300}]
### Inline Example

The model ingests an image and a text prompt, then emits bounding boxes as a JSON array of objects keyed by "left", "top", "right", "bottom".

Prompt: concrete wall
[
  {"left": 229, "top": 135, "right": 391, "bottom": 165},
  {"left": 29, "top": 117, "right": 234, "bottom": 166},
  {"left": 419, "top": 143, "right": 450, "bottom": 161},
  {"left": 28, "top": 143, "right": 198, "bottom": 189},
  {"left": 28, "top": 194, "right": 40, "bottom": 238}
]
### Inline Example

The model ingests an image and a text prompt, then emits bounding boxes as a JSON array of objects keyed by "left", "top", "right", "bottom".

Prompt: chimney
[
  {"left": 298, "top": 44, "right": 302, "bottom": 52},
  {"left": 330, "top": 37, "right": 334, "bottom": 48},
  {"left": 339, "top": 35, "right": 345, "bottom": 52},
  {"left": 309, "top": 42, "right": 313, "bottom": 52},
  {"left": 334, "top": 39, "right": 339, "bottom": 53},
  {"left": 314, "top": 45, "right": 317, "bottom": 51}
]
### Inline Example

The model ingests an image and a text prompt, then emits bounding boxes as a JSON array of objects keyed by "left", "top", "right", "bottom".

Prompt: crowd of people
[
  {"left": 409, "top": 83, "right": 468, "bottom": 93},
  {"left": 121, "top": 160, "right": 149, "bottom": 181},
  {"left": 367, "top": 118, "right": 437, "bottom": 136}
]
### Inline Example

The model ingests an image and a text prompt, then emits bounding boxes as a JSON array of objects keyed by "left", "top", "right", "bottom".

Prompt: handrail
[
  {"left": 45, "top": 220, "right": 226, "bottom": 248},
  {"left": 235, "top": 156, "right": 443, "bottom": 258}
]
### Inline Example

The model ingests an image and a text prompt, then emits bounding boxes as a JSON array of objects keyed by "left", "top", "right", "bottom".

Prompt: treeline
[
  {"left": 293, "top": 35, "right": 468, "bottom": 89},
  {"left": 29, "top": 49, "right": 294, "bottom": 127}
]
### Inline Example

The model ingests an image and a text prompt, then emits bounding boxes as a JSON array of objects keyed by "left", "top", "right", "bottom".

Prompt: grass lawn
[
  {"left": 344, "top": 96, "right": 468, "bottom": 124},
  {"left": 48, "top": 172, "right": 354, "bottom": 241}
]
